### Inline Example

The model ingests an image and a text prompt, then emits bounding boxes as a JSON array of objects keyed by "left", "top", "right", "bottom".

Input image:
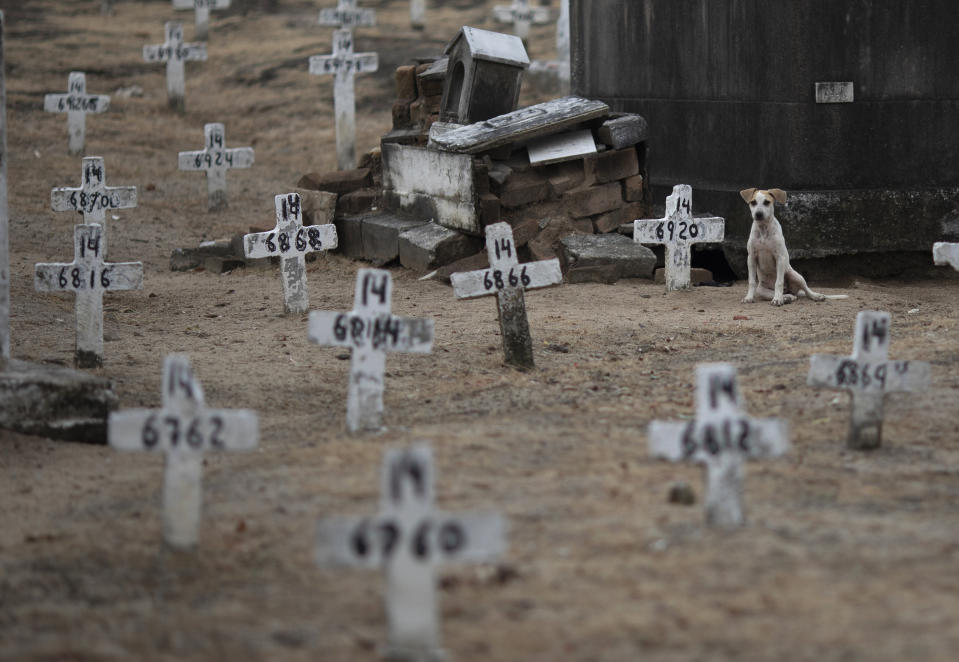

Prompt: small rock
[{"left": 668, "top": 481, "right": 696, "bottom": 505}]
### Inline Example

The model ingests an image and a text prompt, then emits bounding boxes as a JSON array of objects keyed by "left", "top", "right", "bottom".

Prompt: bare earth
[{"left": 2, "top": 2, "right": 959, "bottom": 661}]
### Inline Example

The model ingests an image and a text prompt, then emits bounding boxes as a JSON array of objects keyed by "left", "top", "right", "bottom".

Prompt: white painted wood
[
  {"left": 0, "top": 11, "right": 8, "bottom": 363},
  {"left": 172, "top": 0, "right": 230, "bottom": 40},
  {"left": 50, "top": 156, "right": 137, "bottom": 255},
  {"left": 109, "top": 355, "right": 258, "bottom": 549},
  {"left": 143, "top": 21, "right": 207, "bottom": 111},
  {"left": 243, "top": 192, "right": 337, "bottom": 314},
  {"left": 178, "top": 123, "right": 254, "bottom": 211},
  {"left": 410, "top": 0, "right": 425, "bottom": 29},
  {"left": 807, "top": 311, "right": 931, "bottom": 450},
  {"left": 34, "top": 224, "right": 142, "bottom": 368},
  {"left": 634, "top": 184, "right": 725, "bottom": 292},
  {"left": 815, "top": 82, "right": 854, "bottom": 103},
  {"left": 307, "top": 268, "right": 434, "bottom": 433},
  {"left": 493, "top": 0, "right": 550, "bottom": 40},
  {"left": 319, "top": 0, "right": 375, "bottom": 28},
  {"left": 315, "top": 445, "right": 506, "bottom": 659},
  {"left": 309, "top": 29, "right": 378, "bottom": 170},
  {"left": 933, "top": 242, "right": 959, "bottom": 271},
  {"left": 556, "top": 0, "right": 570, "bottom": 82},
  {"left": 649, "top": 363, "right": 789, "bottom": 528},
  {"left": 43, "top": 72, "right": 110, "bottom": 155},
  {"left": 526, "top": 128, "right": 595, "bottom": 166}
]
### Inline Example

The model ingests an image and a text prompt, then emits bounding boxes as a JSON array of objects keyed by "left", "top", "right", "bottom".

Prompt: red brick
[
  {"left": 335, "top": 187, "right": 378, "bottom": 215},
  {"left": 418, "top": 76, "right": 444, "bottom": 97},
  {"left": 585, "top": 147, "right": 639, "bottom": 184},
  {"left": 395, "top": 65, "right": 417, "bottom": 101},
  {"left": 593, "top": 202, "right": 645, "bottom": 234},
  {"left": 479, "top": 193, "right": 501, "bottom": 227},
  {"left": 297, "top": 168, "right": 372, "bottom": 194},
  {"left": 500, "top": 172, "right": 550, "bottom": 208},
  {"left": 622, "top": 174, "right": 646, "bottom": 202},
  {"left": 563, "top": 182, "right": 623, "bottom": 217},
  {"left": 511, "top": 216, "right": 541, "bottom": 247},
  {"left": 392, "top": 101, "right": 412, "bottom": 127},
  {"left": 570, "top": 217, "right": 594, "bottom": 234},
  {"left": 528, "top": 237, "right": 556, "bottom": 261}
]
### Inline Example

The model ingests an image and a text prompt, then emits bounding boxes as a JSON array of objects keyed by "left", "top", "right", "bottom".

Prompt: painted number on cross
[
  {"left": 140, "top": 413, "right": 227, "bottom": 450},
  {"left": 57, "top": 97, "right": 101, "bottom": 112},
  {"left": 333, "top": 314, "right": 400, "bottom": 350},
  {"left": 681, "top": 418, "right": 754, "bottom": 458},
  {"left": 655, "top": 220, "right": 700, "bottom": 242},
  {"left": 349, "top": 517, "right": 468, "bottom": 563},
  {"left": 835, "top": 360, "right": 909, "bottom": 389}
]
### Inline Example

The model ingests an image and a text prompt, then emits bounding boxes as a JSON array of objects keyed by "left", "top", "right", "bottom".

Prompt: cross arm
[
  {"left": 108, "top": 407, "right": 258, "bottom": 452},
  {"left": 318, "top": 8, "right": 376, "bottom": 27},
  {"left": 101, "top": 262, "right": 144, "bottom": 292},
  {"left": 634, "top": 216, "right": 725, "bottom": 244},
  {"left": 244, "top": 224, "right": 337, "bottom": 259},
  {"left": 43, "top": 94, "right": 110, "bottom": 114},
  {"left": 649, "top": 418, "right": 789, "bottom": 461},
  {"left": 173, "top": 0, "right": 231, "bottom": 8},
  {"left": 51, "top": 186, "right": 137, "bottom": 213},
  {"left": 308, "top": 311, "right": 434, "bottom": 353},
  {"left": 143, "top": 45, "right": 170, "bottom": 62},
  {"left": 808, "top": 354, "right": 931, "bottom": 393},
  {"left": 226, "top": 147, "right": 254, "bottom": 169},
  {"left": 451, "top": 258, "right": 562, "bottom": 299},
  {"left": 180, "top": 43, "right": 208, "bottom": 61}
]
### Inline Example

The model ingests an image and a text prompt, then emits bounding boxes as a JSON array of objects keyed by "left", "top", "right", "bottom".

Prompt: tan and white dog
[{"left": 740, "top": 187, "right": 847, "bottom": 306}]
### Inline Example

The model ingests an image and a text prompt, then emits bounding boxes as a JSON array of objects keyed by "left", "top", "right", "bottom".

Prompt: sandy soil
[{"left": 2, "top": 2, "right": 959, "bottom": 661}]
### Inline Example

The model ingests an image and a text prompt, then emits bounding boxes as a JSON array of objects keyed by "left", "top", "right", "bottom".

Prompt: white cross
[
  {"left": 634, "top": 184, "right": 725, "bottom": 292},
  {"left": 43, "top": 72, "right": 110, "bottom": 156},
  {"left": 933, "top": 242, "right": 959, "bottom": 271},
  {"left": 108, "top": 355, "right": 258, "bottom": 549},
  {"left": 243, "top": 192, "right": 338, "bottom": 314},
  {"left": 807, "top": 311, "right": 931, "bottom": 450},
  {"left": 50, "top": 156, "right": 137, "bottom": 255},
  {"left": 309, "top": 28, "right": 378, "bottom": 170},
  {"left": 316, "top": 445, "right": 506, "bottom": 659},
  {"left": 451, "top": 222, "right": 562, "bottom": 371},
  {"left": 318, "top": 0, "right": 376, "bottom": 29},
  {"left": 493, "top": 0, "right": 550, "bottom": 40},
  {"left": 172, "top": 0, "right": 230, "bottom": 41},
  {"left": 34, "top": 224, "right": 143, "bottom": 368},
  {"left": 649, "top": 363, "right": 790, "bottom": 528},
  {"left": 0, "top": 11, "right": 10, "bottom": 363},
  {"left": 178, "top": 123, "right": 254, "bottom": 211},
  {"left": 142, "top": 21, "right": 207, "bottom": 112},
  {"left": 410, "top": 0, "right": 425, "bottom": 29},
  {"left": 308, "top": 268, "right": 434, "bottom": 434}
]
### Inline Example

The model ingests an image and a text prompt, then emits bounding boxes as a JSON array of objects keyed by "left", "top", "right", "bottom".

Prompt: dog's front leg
[
  {"left": 742, "top": 243, "right": 757, "bottom": 303},
  {"left": 771, "top": 252, "right": 787, "bottom": 306}
]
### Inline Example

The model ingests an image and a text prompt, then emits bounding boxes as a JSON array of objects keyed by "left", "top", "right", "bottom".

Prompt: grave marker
[
  {"left": 450, "top": 222, "right": 562, "bottom": 370},
  {"left": 318, "top": 0, "right": 375, "bottom": 29},
  {"left": 51, "top": 156, "right": 137, "bottom": 253},
  {"left": 649, "top": 363, "right": 790, "bottom": 528},
  {"left": 316, "top": 445, "right": 506, "bottom": 659},
  {"left": 109, "top": 355, "right": 258, "bottom": 549},
  {"left": 142, "top": 21, "right": 207, "bottom": 112},
  {"left": 172, "top": 0, "right": 230, "bottom": 41},
  {"left": 807, "top": 311, "right": 930, "bottom": 450},
  {"left": 634, "top": 184, "right": 725, "bottom": 291},
  {"left": 556, "top": 0, "right": 570, "bottom": 83},
  {"left": 43, "top": 72, "right": 110, "bottom": 155},
  {"left": 243, "top": 192, "right": 337, "bottom": 314},
  {"left": 0, "top": 10, "right": 8, "bottom": 363},
  {"left": 34, "top": 224, "right": 142, "bottom": 368},
  {"left": 410, "top": 0, "right": 425, "bottom": 29},
  {"left": 933, "top": 242, "right": 959, "bottom": 271},
  {"left": 309, "top": 29, "right": 378, "bottom": 170},
  {"left": 178, "top": 123, "right": 254, "bottom": 211},
  {"left": 308, "top": 268, "right": 434, "bottom": 433},
  {"left": 493, "top": 0, "right": 550, "bottom": 40}
]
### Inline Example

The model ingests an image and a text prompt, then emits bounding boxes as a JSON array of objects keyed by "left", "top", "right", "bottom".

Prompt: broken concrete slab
[
  {"left": 0, "top": 358, "right": 117, "bottom": 443},
  {"left": 558, "top": 233, "right": 656, "bottom": 283},
  {"left": 362, "top": 211, "right": 429, "bottom": 264},
  {"left": 430, "top": 249, "right": 489, "bottom": 283},
  {"left": 399, "top": 222, "right": 482, "bottom": 272},
  {"left": 170, "top": 235, "right": 246, "bottom": 271},
  {"left": 596, "top": 113, "right": 648, "bottom": 149}
]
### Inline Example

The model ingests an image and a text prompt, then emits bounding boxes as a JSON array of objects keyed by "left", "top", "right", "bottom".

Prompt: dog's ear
[
  {"left": 768, "top": 188, "right": 787, "bottom": 203},
  {"left": 739, "top": 188, "right": 757, "bottom": 203}
]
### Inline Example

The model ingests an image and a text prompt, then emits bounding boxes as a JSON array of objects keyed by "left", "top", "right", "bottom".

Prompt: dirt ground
[{"left": 2, "top": 1, "right": 959, "bottom": 661}]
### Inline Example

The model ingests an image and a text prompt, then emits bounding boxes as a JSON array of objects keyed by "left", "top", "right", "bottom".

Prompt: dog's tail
[{"left": 821, "top": 294, "right": 849, "bottom": 300}]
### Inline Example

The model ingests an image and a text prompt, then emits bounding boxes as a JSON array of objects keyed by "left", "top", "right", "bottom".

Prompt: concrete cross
[
  {"left": 309, "top": 28, "right": 378, "bottom": 170},
  {"left": 634, "top": 184, "right": 725, "bottom": 291},
  {"left": 108, "top": 355, "right": 258, "bottom": 549},
  {"left": 307, "top": 268, "right": 434, "bottom": 434},
  {"left": 34, "top": 224, "right": 142, "bottom": 368},
  {"left": 178, "top": 123, "right": 254, "bottom": 211},
  {"left": 43, "top": 72, "right": 110, "bottom": 155},
  {"left": 51, "top": 156, "right": 137, "bottom": 255},
  {"left": 649, "top": 363, "right": 790, "bottom": 528},
  {"left": 316, "top": 445, "right": 506, "bottom": 660},
  {"left": 142, "top": 21, "right": 207, "bottom": 112},
  {"left": 807, "top": 311, "right": 931, "bottom": 450},
  {"left": 0, "top": 11, "right": 9, "bottom": 363},
  {"left": 410, "top": 0, "right": 425, "bottom": 30},
  {"left": 243, "top": 192, "right": 338, "bottom": 314},
  {"left": 493, "top": 0, "right": 550, "bottom": 40},
  {"left": 172, "top": 0, "right": 230, "bottom": 41},
  {"left": 318, "top": 0, "right": 375, "bottom": 29},
  {"left": 933, "top": 242, "right": 959, "bottom": 271},
  {"left": 556, "top": 0, "right": 570, "bottom": 83},
  {"left": 450, "top": 222, "right": 562, "bottom": 371}
]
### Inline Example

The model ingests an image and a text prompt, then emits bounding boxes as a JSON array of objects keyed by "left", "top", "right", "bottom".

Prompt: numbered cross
[
  {"left": 933, "top": 242, "right": 959, "bottom": 271},
  {"left": 34, "top": 224, "right": 142, "bottom": 368},
  {"left": 807, "top": 311, "right": 931, "bottom": 450},
  {"left": 493, "top": 0, "right": 550, "bottom": 40},
  {"left": 172, "top": 0, "right": 230, "bottom": 41},
  {"left": 316, "top": 445, "right": 506, "bottom": 660},
  {"left": 308, "top": 269, "right": 434, "bottom": 434},
  {"left": 0, "top": 10, "right": 9, "bottom": 362},
  {"left": 634, "top": 184, "right": 725, "bottom": 292},
  {"left": 243, "top": 192, "right": 337, "bottom": 314},
  {"left": 43, "top": 72, "right": 110, "bottom": 155},
  {"left": 178, "top": 123, "right": 254, "bottom": 211},
  {"left": 108, "top": 355, "right": 258, "bottom": 549},
  {"left": 410, "top": 0, "right": 425, "bottom": 29},
  {"left": 649, "top": 363, "right": 790, "bottom": 528},
  {"left": 51, "top": 156, "right": 137, "bottom": 254},
  {"left": 142, "top": 21, "right": 207, "bottom": 112},
  {"left": 309, "top": 29, "right": 378, "bottom": 170},
  {"left": 318, "top": 0, "right": 375, "bottom": 29},
  {"left": 451, "top": 222, "right": 562, "bottom": 371}
]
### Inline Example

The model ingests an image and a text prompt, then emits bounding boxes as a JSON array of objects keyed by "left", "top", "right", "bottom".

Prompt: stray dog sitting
[{"left": 740, "top": 188, "right": 847, "bottom": 306}]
